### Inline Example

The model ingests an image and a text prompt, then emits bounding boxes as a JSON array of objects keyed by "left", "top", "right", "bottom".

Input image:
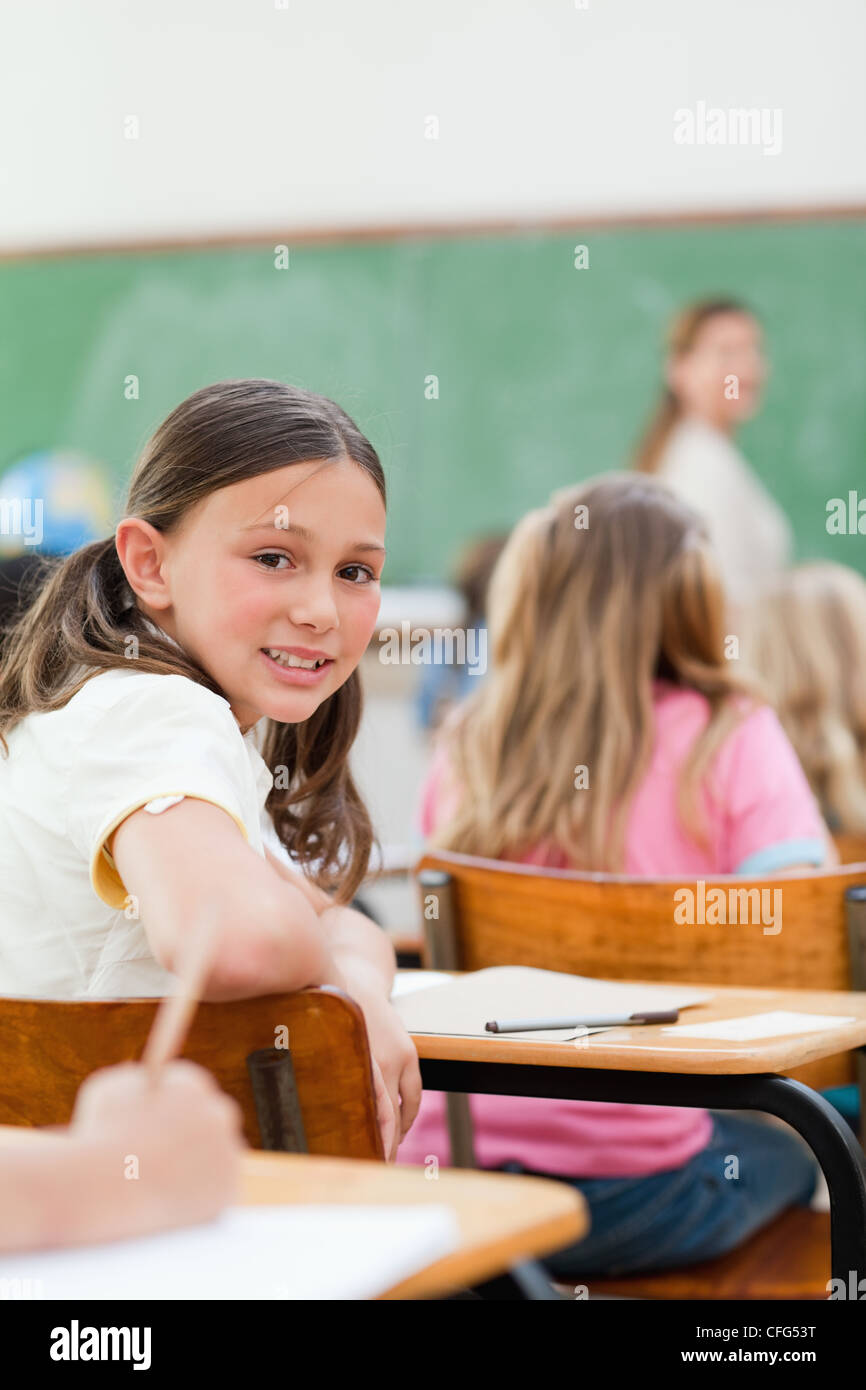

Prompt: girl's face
[
  {"left": 668, "top": 312, "right": 767, "bottom": 428},
  {"left": 140, "top": 457, "right": 386, "bottom": 731}
]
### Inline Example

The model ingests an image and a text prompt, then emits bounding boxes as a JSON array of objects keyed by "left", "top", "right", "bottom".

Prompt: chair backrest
[
  {"left": 0, "top": 986, "right": 383, "bottom": 1159},
  {"left": 415, "top": 851, "right": 866, "bottom": 1090},
  {"left": 834, "top": 832, "right": 866, "bottom": 865}
]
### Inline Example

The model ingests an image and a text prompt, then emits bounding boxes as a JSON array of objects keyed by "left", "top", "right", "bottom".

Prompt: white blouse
[
  {"left": 0, "top": 667, "right": 274, "bottom": 998},
  {"left": 655, "top": 417, "right": 793, "bottom": 605}
]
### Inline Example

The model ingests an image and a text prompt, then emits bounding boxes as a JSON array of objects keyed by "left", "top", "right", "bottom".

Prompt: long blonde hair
[
  {"left": 743, "top": 563, "right": 866, "bottom": 834},
  {"left": 429, "top": 473, "right": 759, "bottom": 871},
  {"left": 634, "top": 298, "right": 752, "bottom": 474}
]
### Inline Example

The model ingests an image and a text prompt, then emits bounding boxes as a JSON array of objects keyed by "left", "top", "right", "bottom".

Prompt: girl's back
[
  {"left": 399, "top": 681, "right": 826, "bottom": 1176},
  {"left": 398, "top": 474, "right": 828, "bottom": 1177},
  {"left": 420, "top": 681, "right": 826, "bottom": 879}
]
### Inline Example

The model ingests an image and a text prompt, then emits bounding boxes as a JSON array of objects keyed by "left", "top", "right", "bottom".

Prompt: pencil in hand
[{"left": 141, "top": 916, "right": 220, "bottom": 1084}]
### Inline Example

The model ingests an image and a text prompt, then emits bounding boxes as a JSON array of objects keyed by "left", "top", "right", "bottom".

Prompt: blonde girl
[
  {"left": 743, "top": 562, "right": 866, "bottom": 836},
  {"left": 399, "top": 473, "right": 826, "bottom": 1276}
]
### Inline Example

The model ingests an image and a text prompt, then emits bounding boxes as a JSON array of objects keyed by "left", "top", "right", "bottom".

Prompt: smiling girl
[{"left": 0, "top": 379, "right": 420, "bottom": 1158}]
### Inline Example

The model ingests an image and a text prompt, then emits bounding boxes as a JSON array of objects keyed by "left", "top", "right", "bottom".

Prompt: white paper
[
  {"left": 663, "top": 1010, "right": 857, "bottom": 1041},
  {"left": 0, "top": 1204, "right": 460, "bottom": 1301},
  {"left": 393, "top": 965, "right": 711, "bottom": 1041},
  {"left": 390, "top": 970, "right": 452, "bottom": 998}
]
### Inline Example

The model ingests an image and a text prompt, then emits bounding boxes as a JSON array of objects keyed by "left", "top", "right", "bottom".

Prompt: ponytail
[{"left": 634, "top": 389, "right": 680, "bottom": 475}]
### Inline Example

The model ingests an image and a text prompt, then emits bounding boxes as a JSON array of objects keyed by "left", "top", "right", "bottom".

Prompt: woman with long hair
[{"left": 634, "top": 298, "right": 792, "bottom": 605}]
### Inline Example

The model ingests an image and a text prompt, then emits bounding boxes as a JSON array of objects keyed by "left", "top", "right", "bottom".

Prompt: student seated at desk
[
  {"left": 743, "top": 562, "right": 866, "bottom": 836},
  {"left": 0, "top": 1060, "right": 242, "bottom": 1252},
  {"left": 398, "top": 474, "right": 828, "bottom": 1278},
  {"left": 0, "top": 381, "right": 420, "bottom": 1162}
]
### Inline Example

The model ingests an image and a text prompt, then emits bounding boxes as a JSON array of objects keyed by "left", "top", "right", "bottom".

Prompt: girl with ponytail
[{"left": 0, "top": 379, "right": 420, "bottom": 1160}]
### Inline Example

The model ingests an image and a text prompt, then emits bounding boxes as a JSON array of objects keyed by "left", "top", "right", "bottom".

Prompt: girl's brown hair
[
  {"left": 634, "top": 297, "right": 753, "bottom": 474},
  {"left": 743, "top": 563, "right": 866, "bottom": 834},
  {"left": 0, "top": 379, "right": 385, "bottom": 903},
  {"left": 428, "top": 473, "right": 758, "bottom": 871}
]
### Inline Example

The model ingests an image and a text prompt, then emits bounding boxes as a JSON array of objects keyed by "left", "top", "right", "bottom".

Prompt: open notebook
[
  {"left": 392, "top": 966, "right": 711, "bottom": 1041},
  {"left": 0, "top": 1205, "right": 461, "bottom": 1301}
]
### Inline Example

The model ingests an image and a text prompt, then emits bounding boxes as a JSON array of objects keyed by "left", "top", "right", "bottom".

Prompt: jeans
[{"left": 497, "top": 1112, "right": 818, "bottom": 1279}]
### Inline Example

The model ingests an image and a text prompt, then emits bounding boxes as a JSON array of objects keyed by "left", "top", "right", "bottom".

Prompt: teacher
[{"left": 633, "top": 298, "right": 792, "bottom": 605}]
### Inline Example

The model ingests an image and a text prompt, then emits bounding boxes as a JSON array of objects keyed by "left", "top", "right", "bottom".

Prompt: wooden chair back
[
  {"left": 0, "top": 986, "right": 383, "bottom": 1158},
  {"left": 415, "top": 851, "right": 866, "bottom": 1092},
  {"left": 834, "top": 833, "right": 866, "bottom": 865}
]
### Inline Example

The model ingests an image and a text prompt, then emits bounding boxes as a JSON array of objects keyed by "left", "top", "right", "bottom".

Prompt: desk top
[
  {"left": 409, "top": 982, "right": 866, "bottom": 1075},
  {"left": 241, "top": 1151, "right": 585, "bottom": 1298},
  {"left": 0, "top": 1127, "right": 586, "bottom": 1300}
]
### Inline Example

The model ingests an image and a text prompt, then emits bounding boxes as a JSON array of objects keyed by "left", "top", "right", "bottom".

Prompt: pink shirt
[{"left": 397, "top": 684, "right": 828, "bottom": 1178}]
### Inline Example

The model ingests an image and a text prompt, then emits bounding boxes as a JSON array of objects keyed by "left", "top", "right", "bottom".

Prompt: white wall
[{"left": 1, "top": 0, "right": 864, "bottom": 251}]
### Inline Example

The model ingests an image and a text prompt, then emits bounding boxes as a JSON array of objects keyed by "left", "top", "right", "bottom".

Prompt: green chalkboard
[{"left": 1, "top": 218, "right": 864, "bottom": 582}]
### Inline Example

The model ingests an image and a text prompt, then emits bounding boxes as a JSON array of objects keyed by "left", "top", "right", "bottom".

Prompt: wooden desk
[
  {"left": 409, "top": 981, "right": 866, "bottom": 1290},
  {"left": 413, "top": 983, "right": 866, "bottom": 1072},
  {"left": 242, "top": 1151, "right": 585, "bottom": 1298},
  {"left": 0, "top": 1127, "right": 586, "bottom": 1300}
]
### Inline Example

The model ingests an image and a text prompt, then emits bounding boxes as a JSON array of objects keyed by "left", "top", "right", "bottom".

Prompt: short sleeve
[
  {"left": 65, "top": 674, "right": 255, "bottom": 908},
  {"left": 715, "top": 705, "right": 829, "bottom": 874}
]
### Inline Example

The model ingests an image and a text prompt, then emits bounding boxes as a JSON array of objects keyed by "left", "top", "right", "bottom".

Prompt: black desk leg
[
  {"left": 733, "top": 1073, "right": 866, "bottom": 1288},
  {"left": 419, "top": 1060, "right": 866, "bottom": 1289}
]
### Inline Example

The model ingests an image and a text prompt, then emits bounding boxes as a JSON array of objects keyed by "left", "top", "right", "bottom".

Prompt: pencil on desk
[
  {"left": 485, "top": 1009, "right": 680, "bottom": 1033},
  {"left": 141, "top": 916, "right": 219, "bottom": 1083}
]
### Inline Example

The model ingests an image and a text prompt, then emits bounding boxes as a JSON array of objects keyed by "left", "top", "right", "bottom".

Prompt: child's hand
[
  {"left": 369, "top": 1055, "right": 397, "bottom": 1161},
  {"left": 307, "top": 902, "right": 423, "bottom": 1160},
  {"left": 69, "top": 1060, "right": 244, "bottom": 1242},
  {"left": 350, "top": 988, "right": 422, "bottom": 1161}
]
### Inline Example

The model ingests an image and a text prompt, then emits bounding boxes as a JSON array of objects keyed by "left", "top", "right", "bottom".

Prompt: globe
[{"left": 0, "top": 452, "right": 115, "bottom": 557}]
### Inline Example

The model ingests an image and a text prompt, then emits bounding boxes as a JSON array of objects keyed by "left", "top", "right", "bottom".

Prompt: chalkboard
[{"left": 1, "top": 218, "right": 864, "bottom": 582}]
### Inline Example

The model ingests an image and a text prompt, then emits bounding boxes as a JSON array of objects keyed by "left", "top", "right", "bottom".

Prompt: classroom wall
[{"left": 1, "top": 0, "right": 864, "bottom": 251}]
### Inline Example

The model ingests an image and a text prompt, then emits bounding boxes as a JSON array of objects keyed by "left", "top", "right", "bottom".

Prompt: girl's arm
[
  {"left": 262, "top": 848, "right": 420, "bottom": 1151},
  {"left": 263, "top": 846, "right": 335, "bottom": 914},
  {"left": 111, "top": 799, "right": 351, "bottom": 1000},
  {"left": 263, "top": 847, "right": 396, "bottom": 993},
  {"left": 112, "top": 802, "right": 417, "bottom": 1155}
]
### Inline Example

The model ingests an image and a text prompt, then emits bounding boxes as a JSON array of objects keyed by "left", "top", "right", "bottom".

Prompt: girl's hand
[
  {"left": 369, "top": 1055, "right": 397, "bottom": 1161},
  {"left": 349, "top": 984, "right": 422, "bottom": 1161},
  {"left": 69, "top": 1060, "right": 244, "bottom": 1241}
]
